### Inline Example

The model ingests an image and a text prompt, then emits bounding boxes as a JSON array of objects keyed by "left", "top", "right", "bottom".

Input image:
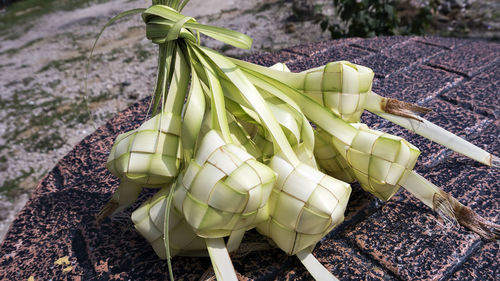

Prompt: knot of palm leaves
[{"left": 142, "top": 5, "right": 253, "bottom": 49}]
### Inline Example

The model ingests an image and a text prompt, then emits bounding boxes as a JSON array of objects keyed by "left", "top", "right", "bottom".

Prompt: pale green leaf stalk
[
  {"left": 296, "top": 249, "right": 339, "bottom": 281},
  {"left": 401, "top": 171, "right": 500, "bottom": 240},
  {"left": 181, "top": 62, "right": 206, "bottom": 163}
]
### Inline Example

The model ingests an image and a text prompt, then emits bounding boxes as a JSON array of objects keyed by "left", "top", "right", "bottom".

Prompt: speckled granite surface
[{"left": 0, "top": 36, "right": 498, "bottom": 280}]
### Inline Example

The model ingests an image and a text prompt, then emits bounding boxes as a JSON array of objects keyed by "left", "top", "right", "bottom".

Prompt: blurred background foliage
[
  {"left": 321, "top": 0, "right": 438, "bottom": 37},
  {"left": 289, "top": 0, "right": 499, "bottom": 40}
]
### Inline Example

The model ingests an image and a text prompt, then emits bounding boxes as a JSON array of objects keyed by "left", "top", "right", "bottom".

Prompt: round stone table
[{"left": 0, "top": 36, "right": 498, "bottom": 280}]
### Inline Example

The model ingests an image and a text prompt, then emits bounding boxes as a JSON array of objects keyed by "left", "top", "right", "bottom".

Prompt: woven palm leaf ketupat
[
  {"left": 301, "top": 61, "right": 375, "bottom": 123},
  {"left": 132, "top": 184, "right": 206, "bottom": 259},
  {"left": 332, "top": 123, "right": 420, "bottom": 201},
  {"left": 314, "top": 128, "right": 355, "bottom": 183},
  {"left": 173, "top": 130, "right": 276, "bottom": 238},
  {"left": 89, "top": 0, "right": 500, "bottom": 280},
  {"left": 99, "top": 111, "right": 183, "bottom": 219},
  {"left": 96, "top": 44, "right": 189, "bottom": 222},
  {"left": 257, "top": 154, "right": 351, "bottom": 255}
]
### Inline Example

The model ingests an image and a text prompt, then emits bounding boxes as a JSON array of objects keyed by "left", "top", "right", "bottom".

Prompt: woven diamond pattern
[
  {"left": 343, "top": 124, "right": 420, "bottom": 200},
  {"left": 174, "top": 130, "right": 276, "bottom": 238},
  {"left": 257, "top": 155, "right": 351, "bottom": 255},
  {"left": 106, "top": 112, "right": 182, "bottom": 187},
  {"left": 303, "top": 61, "right": 374, "bottom": 123},
  {"left": 131, "top": 185, "right": 206, "bottom": 259}
]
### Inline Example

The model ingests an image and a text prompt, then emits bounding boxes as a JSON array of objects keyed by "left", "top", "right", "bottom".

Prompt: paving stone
[
  {"left": 346, "top": 191, "right": 479, "bottom": 280},
  {"left": 289, "top": 45, "right": 372, "bottom": 71},
  {"left": 352, "top": 39, "right": 445, "bottom": 78},
  {"left": 0, "top": 189, "right": 103, "bottom": 280},
  {"left": 380, "top": 40, "right": 445, "bottom": 65},
  {"left": 284, "top": 38, "right": 362, "bottom": 56},
  {"left": 416, "top": 36, "right": 468, "bottom": 50},
  {"left": 428, "top": 40, "right": 500, "bottom": 77},
  {"left": 440, "top": 65, "right": 500, "bottom": 118},
  {"left": 279, "top": 238, "right": 397, "bottom": 281},
  {"left": 230, "top": 230, "right": 293, "bottom": 280},
  {"left": 354, "top": 54, "right": 409, "bottom": 78},
  {"left": 372, "top": 64, "right": 463, "bottom": 103},
  {"left": 350, "top": 36, "right": 411, "bottom": 52},
  {"left": 341, "top": 183, "right": 380, "bottom": 226},
  {"left": 244, "top": 50, "right": 304, "bottom": 67},
  {"left": 449, "top": 242, "right": 500, "bottom": 281}
]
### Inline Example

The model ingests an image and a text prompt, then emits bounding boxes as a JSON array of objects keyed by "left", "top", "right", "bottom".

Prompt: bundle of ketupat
[{"left": 91, "top": 1, "right": 500, "bottom": 280}]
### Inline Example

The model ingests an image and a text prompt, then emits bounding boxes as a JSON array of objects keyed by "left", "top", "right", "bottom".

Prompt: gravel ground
[{"left": 0, "top": 0, "right": 497, "bottom": 241}]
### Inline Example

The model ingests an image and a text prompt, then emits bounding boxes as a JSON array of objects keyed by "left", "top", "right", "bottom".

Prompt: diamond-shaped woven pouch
[
  {"left": 334, "top": 123, "right": 420, "bottom": 200},
  {"left": 131, "top": 184, "right": 206, "bottom": 259},
  {"left": 173, "top": 130, "right": 276, "bottom": 238},
  {"left": 257, "top": 155, "right": 351, "bottom": 255},
  {"left": 106, "top": 112, "right": 182, "bottom": 187},
  {"left": 303, "top": 61, "right": 374, "bottom": 123}
]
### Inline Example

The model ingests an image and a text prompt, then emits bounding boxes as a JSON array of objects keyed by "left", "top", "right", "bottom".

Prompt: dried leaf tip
[
  {"left": 383, "top": 98, "right": 432, "bottom": 122},
  {"left": 433, "top": 191, "right": 500, "bottom": 240},
  {"left": 96, "top": 201, "right": 119, "bottom": 224}
]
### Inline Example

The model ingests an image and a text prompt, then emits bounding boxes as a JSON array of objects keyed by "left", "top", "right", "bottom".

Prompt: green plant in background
[
  {"left": 321, "top": 0, "right": 439, "bottom": 38},
  {"left": 397, "top": 0, "right": 440, "bottom": 35}
]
